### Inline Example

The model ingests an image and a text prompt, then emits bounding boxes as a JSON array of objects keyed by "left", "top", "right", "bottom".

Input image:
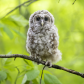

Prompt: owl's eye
[
  {"left": 44, "top": 17, "right": 48, "bottom": 21},
  {"left": 36, "top": 17, "right": 40, "bottom": 21}
]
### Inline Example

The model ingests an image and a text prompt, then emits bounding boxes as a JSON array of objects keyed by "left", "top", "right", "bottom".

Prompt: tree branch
[
  {"left": 0, "top": 54, "right": 84, "bottom": 78},
  {"left": 72, "top": 0, "right": 76, "bottom": 5},
  {"left": 0, "top": 0, "right": 37, "bottom": 19}
]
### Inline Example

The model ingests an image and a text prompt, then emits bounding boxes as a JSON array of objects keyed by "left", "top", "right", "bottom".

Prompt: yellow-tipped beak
[{"left": 41, "top": 20, "right": 44, "bottom": 26}]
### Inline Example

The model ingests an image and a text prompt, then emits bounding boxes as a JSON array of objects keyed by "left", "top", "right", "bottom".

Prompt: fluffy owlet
[{"left": 26, "top": 10, "right": 62, "bottom": 64}]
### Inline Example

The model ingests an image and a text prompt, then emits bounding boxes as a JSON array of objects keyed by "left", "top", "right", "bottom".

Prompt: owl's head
[{"left": 29, "top": 10, "right": 54, "bottom": 28}]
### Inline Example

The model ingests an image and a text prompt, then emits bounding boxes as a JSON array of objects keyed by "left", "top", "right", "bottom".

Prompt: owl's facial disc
[
  {"left": 41, "top": 17, "right": 49, "bottom": 26},
  {"left": 36, "top": 16, "right": 44, "bottom": 26},
  {"left": 35, "top": 15, "right": 50, "bottom": 27}
]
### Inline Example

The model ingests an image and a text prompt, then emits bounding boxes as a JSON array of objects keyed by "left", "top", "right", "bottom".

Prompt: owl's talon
[{"left": 45, "top": 61, "right": 52, "bottom": 68}]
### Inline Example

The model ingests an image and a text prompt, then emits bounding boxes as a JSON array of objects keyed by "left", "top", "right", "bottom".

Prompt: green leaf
[
  {"left": 0, "top": 71, "right": 7, "bottom": 81},
  {"left": 33, "top": 79, "right": 39, "bottom": 84},
  {"left": 3, "top": 26, "right": 14, "bottom": 39},
  {"left": 44, "top": 73, "right": 62, "bottom": 84},
  {"left": 0, "top": 23, "right": 4, "bottom": 36},
  {"left": 1, "top": 18, "right": 19, "bottom": 28},
  {"left": 37, "top": 77, "right": 45, "bottom": 84},
  {"left": 0, "top": 22, "right": 14, "bottom": 39},
  {"left": 0, "top": 23, "right": 4, "bottom": 28},
  {"left": 9, "top": 15, "right": 28, "bottom": 27},
  {"left": 25, "top": 81, "right": 30, "bottom": 84},
  {"left": 2, "top": 51, "right": 12, "bottom": 65},
  {"left": 22, "top": 74, "right": 27, "bottom": 84},
  {"left": 26, "top": 69, "right": 40, "bottom": 81},
  {"left": 12, "top": 28, "right": 26, "bottom": 39},
  {"left": 40, "top": 80, "right": 45, "bottom": 84},
  {"left": 23, "top": 59, "right": 34, "bottom": 67}
]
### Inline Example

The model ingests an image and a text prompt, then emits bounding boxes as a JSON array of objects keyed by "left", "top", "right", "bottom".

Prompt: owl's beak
[{"left": 41, "top": 20, "right": 44, "bottom": 26}]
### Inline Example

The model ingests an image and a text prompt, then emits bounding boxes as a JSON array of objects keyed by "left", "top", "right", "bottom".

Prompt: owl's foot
[{"left": 45, "top": 61, "right": 52, "bottom": 68}]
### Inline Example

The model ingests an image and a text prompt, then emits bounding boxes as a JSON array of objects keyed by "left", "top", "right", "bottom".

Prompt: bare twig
[
  {"left": 40, "top": 65, "right": 46, "bottom": 84},
  {"left": 14, "top": 67, "right": 20, "bottom": 84},
  {"left": 0, "top": 0, "right": 37, "bottom": 19},
  {"left": 72, "top": 0, "right": 76, "bottom": 5},
  {"left": 0, "top": 54, "right": 84, "bottom": 78}
]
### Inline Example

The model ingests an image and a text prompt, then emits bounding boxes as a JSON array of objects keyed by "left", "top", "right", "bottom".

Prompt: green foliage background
[{"left": 0, "top": 0, "right": 84, "bottom": 84}]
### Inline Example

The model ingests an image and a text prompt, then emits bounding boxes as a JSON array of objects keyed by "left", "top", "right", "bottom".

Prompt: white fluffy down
[{"left": 26, "top": 10, "right": 62, "bottom": 63}]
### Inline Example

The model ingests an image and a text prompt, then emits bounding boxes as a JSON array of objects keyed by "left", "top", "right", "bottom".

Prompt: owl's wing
[
  {"left": 53, "top": 25, "right": 59, "bottom": 40},
  {"left": 26, "top": 28, "right": 31, "bottom": 54}
]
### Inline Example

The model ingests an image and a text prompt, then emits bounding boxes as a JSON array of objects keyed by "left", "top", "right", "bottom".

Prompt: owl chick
[{"left": 26, "top": 10, "right": 62, "bottom": 65}]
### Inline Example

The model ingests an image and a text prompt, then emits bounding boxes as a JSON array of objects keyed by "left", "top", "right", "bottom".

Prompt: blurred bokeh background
[{"left": 0, "top": 0, "right": 84, "bottom": 84}]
